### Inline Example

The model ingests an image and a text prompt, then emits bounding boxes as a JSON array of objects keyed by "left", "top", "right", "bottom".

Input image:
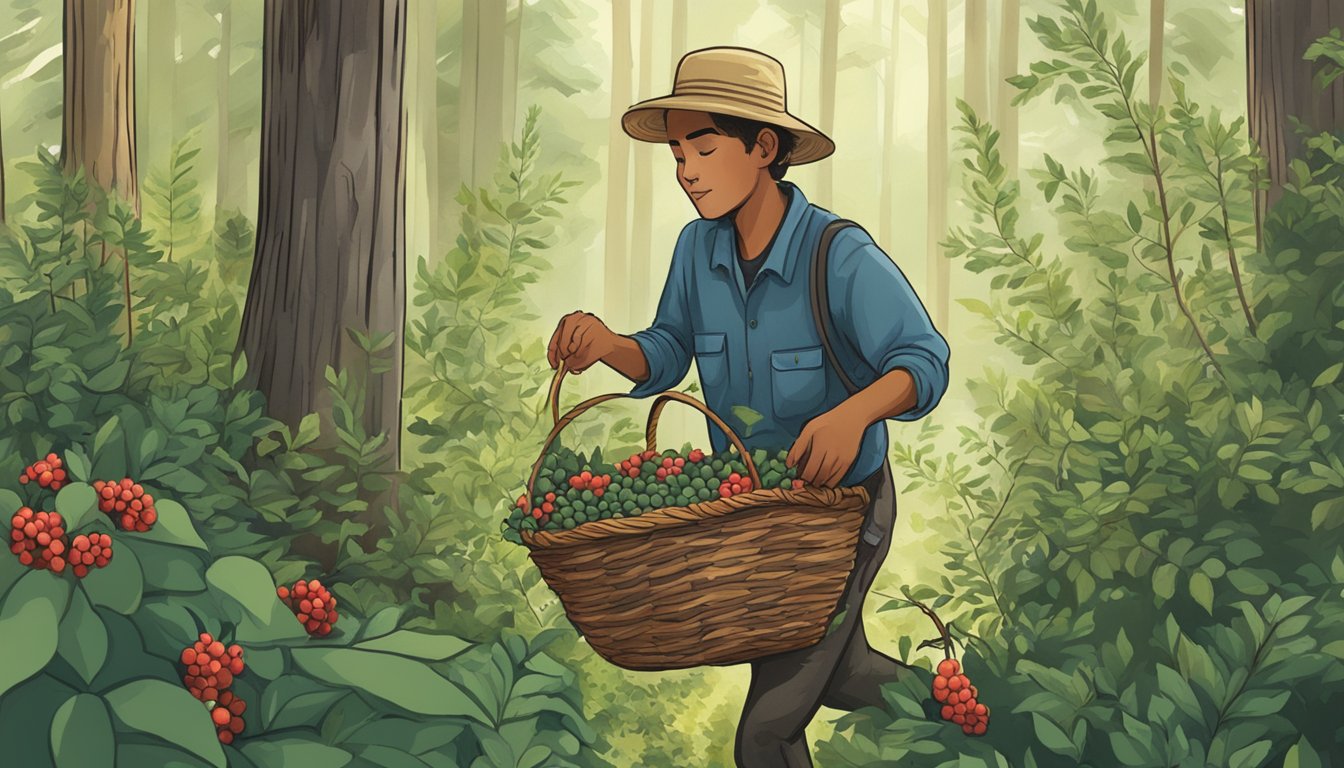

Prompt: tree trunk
[
  {"left": 238, "top": 0, "right": 407, "bottom": 496},
  {"left": 605, "top": 0, "right": 632, "bottom": 328},
  {"left": 414, "top": 0, "right": 439, "bottom": 261},
  {"left": 927, "top": 0, "right": 949, "bottom": 331},
  {"left": 964, "top": 0, "right": 987, "bottom": 118},
  {"left": 62, "top": 0, "right": 139, "bottom": 214},
  {"left": 996, "top": 0, "right": 1020, "bottom": 178},
  {"left": 879, "top": 0, "right": 899, "bottom": 249},
  {"left": 457, "top": 0, "right": 506, "bottom": 189},
  {"left": 503, "top": 0, "right": 523, "bottom": 144},
  {"left": 1, "top": 95, "right": 6, "bottom": 224},
  {"left": 147, "top": 0, "right": 176, "bottom": 164},
  {"left": 1246, "top": 0, "right": 1344, "bottom": 237},
  {"left": 215, "top": 1, "right": 230, "bottom": 215},
  {"left": 817, "top": 0, "right": 840, "bottom": 208},
  {"left": 630, "top": 0, "right": 655, "bottom": 314}
]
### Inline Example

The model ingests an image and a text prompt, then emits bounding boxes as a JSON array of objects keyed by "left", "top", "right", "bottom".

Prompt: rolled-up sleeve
[
  {"left": 832, "top": 232, "right": 950, "bottom": 421},
  {"left": 626, "top": 223, "right": 697, "bottom": 399}
]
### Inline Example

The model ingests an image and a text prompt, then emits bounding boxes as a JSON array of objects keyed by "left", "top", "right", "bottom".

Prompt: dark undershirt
[{"left": 734, "top": 185, "right": 792, "bottom": 291}]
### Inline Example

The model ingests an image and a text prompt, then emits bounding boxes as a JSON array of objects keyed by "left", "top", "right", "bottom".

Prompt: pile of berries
[
  {"left": 718, "top": 471, "right": 756, "bottom": 498},
  {"left": 68, "top": 533, "right": 114, "bottom": 578},
  {"left": 931, "top": 658, "right": 989, "bottom": 735},
  {"left": 278, "top": 579, "right": 339, "bottom": 636},
  {"left": 616, "top": 450, "right": 660, "bottom": 479},
  {"left": 18, "top": 453, "right": 67, "bottom": 492},
  {"left": 180, "top": 633, "right": 246, "bottom": 744},
  {"left": 569, "top": 471, "right": 612, "bottom": 496},
  {"left": 94, "top": 477, "right": 158, "bottom": 532},
  {"left": 9, "top": 508, "right": 68, "bottom": 572}
]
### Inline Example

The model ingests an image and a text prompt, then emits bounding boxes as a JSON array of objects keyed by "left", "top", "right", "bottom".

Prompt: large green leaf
[
  {"left": 241, "top": 737, "right": 352, "bottom": 768},
  {"left": 137, "top": 499, "right": 208, "bottom": 550},
  {"left": 0, "top": 570, "right": 72, "bottom": 698},
  {"left": 53, "top": 483, "right": 101, "bottom": 533},
  {"left": 81, "top": 539, "right": 143, "bottom": 615},
  {"left": 291, "top": 647, "right": 490, "bottom": 723},
  {"left": 353, "top": 630, "right": 473, "bottom": 661},
  {"left": 129, "top": 539, "right": 207, "bottom": 593},
  {"left": 102, "top": 679, "right": 225, "bottom": 768},
  {"left": 56, "top": 587, "right": 107, "bottom": 685},
  {"left": 204, "top": 556, "right": 305, "bottom": 644},
  {"left": 50, "top": 694, "right": 114, "bottom": 768}
]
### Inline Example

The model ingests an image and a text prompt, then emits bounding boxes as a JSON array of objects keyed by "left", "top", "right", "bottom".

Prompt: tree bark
[
  {"left": 964, "top": 0, "right": 987, "bottom": 119},
  {"left": 605, "top": 0, "right": 633, "bottom": 328},
  {"left": 630, "top": 0, "right": 655, "bottom": 315},
  {"left": 817, "top": 0, "right": 840, "bottom": 208},
  {"left": 927, "top": 0, "right": 949, "bottom": 331},
  {"left": 996, "top": 0, "right": 1020, "bottom": 178},
  {"left": 879, "top": 0, "right": 900, "bottom": 249},
  {"left": 215, "top": 0, "right": 230, "bottom": 215},
  {"left": 238, "top": 0, "right": 407, "bottom": 483},
  {"left": 1149, "top": 0, "right": 1164, "bottom": 107},
  {"left": 1246, "top": 0, "right": 1344, "bottom": 235},
  {"left": 414, "top": 0, "right": 439, "bottom": 261},
  {"left": 62, "top": 0, "right": 139, "bottom": 214},
  {"left": 457, "top": 0, "right": 507, "bottom": 189}
]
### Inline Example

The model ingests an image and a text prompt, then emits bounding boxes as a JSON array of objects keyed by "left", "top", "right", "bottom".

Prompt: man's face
[{"left": 666, "top": 109, "right": 776, "bottom": 219}]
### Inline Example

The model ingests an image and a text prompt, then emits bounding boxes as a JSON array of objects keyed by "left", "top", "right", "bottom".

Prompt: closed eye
[{"left": 698, "top": 149, "right": 716, "bottom": 156}]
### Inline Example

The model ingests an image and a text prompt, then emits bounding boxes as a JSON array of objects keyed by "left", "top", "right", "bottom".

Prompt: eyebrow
[{"left": 668, "top": 127, "right": 720, "bottom": 146}]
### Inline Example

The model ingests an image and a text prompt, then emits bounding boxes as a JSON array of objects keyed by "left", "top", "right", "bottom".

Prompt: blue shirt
[{"left": 627, "top": 180, "right": 951, "bottom": 487}]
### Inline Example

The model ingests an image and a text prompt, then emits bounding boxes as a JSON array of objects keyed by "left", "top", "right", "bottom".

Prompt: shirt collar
[{"left": 710, "top": 181, "right": 810, "bottom": 286}]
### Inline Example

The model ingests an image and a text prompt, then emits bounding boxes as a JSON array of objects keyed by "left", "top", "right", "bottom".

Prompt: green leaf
[
  {"left": 137, "top": 499, "right": 207, "bottom": 550},
  {"left": 205, "top": 556, "right": 277, "bottom": 622},
  {"left": 1283, "top": 736, "right": 1324, "bottom": 768},
  {"left": 242, "top": 737, "right": 352, "bottom": 768},
  {"left": 63, "top": 449, "right": 91, "bottom": 483},
  {"left": 50, "top": 694, "right": 114, "bottom": 768},
  {"left": 1153, "top": 562, "right": 1177, "bottom": 600},
  {"left": 92, "top": 415, "right": 121, "bottom": 459},
  {"left": 0, "top": 570, "right": 72, "bottom": 697},
  {"left": 103, "top": 679, "right": 225, "bottom": 768},
  {"left": 291, "top": 647, "right": 490, "bottom": 723},
  {"left": 1190, "top": 571, "right": 1214, "bottom": 613},
  {"left": 1312, "top": 362, "right": 1342, "bottom": 387},
  {"left": 1126, "top": 201, "right": 1142, "bottom": 231},
  {"left": 54, "top": 483, "right": 100, "bottom": 533},
  {"left": 1031, "top": 713, "right": 1077, "bottom": 758},
  {"left": 353, "top": 630, "right": 473, "bottom": 661},
  {"left": 1229, "top": 740, "right": 1272, "bottom": 768},
  {"left": 81, "top": 540, "right": 143, "bottom": 615},
  {"left": 56, "top": 587, "right": 107, "bottom": 685}
]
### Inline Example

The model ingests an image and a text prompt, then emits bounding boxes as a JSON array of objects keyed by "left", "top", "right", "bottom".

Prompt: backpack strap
[{"left": 811, "top": 219, "right": 875, "bottom": 396}]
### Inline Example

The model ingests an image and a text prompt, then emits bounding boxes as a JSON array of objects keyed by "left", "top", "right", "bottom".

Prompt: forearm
[
  {"left": 601, "top": 333, "right": 651, "bottom": 384},
  {"left": 834, "top": 368, "right": 919, "bottom": 427}
]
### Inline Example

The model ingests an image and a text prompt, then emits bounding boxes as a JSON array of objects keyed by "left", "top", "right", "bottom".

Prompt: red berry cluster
[
  {"left": 69, "top": 533, "right": 114, "bottom": 578},
  {"left": 932, "top": 658, "right": 989, "bottom": 735},
  {"left": 94, "top": 478, "right": 158, "bottom": 532},
  {"left": 18, "top": 453, "right": 67, "bottom": 491},
  {"left": 718, "top": 471, "right": 756, "bottom": 499},
  {"left": 277, "top": 579, "right": 339, "bottom": 636},
  {"left": 211, "top": 690, "right": 247, "bottom": 744},
  {"left": 568, "top": 470, "right": 612, "bottom": 496},
  {"left": 9, "top": 508, "right": 68, "bottom": 572},
  {"left": 616, "top": 450, "right": 659, "bottom": 478},
  {"left": 688, "top": 448, "right": 706, "bottom": 463},
  {"left": 180, "top": 633, "right": 246, "bottom": 744}
]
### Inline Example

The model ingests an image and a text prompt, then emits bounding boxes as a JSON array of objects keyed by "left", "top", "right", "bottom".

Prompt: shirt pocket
[
  {"left": 694, "top": 332, "right": 728, "bottom": 390},
  {"left": 771, "top": 345, "right": 826, "bottom": 421}
]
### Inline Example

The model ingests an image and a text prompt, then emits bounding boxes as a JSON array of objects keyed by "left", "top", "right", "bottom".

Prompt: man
[{"left": 547, "top": 46, "right": 951, "bottom": 767}]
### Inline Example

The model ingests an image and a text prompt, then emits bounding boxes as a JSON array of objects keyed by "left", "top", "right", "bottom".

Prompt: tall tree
[
  {"left": 964, "top": 0, "right": 988, "bottom": 118},
  {"left": 1, "top": 95, "right": 6, "bottom": 225},
  {"left": 927, "top": 0, "right": 949, "bottom": 331},
  {"left": 413, "top": 0, "right": 440, "bottom": 261},
  {"left": 503, "top": 0, "right": 524, "bottom": 145},
  {"left": 605, "top": 0, "right": 633, "bottom": 328},
  {"left": 457, "top": 0, "right": 507, "bottom": 190},
  {"left": 995, "top": 0, "right": 1020, "bottom": 178},
  {"left": 62, "top": 0, "right": 140, "bottom": 214},
  {"left": 146, "top": 0, "right": 176, "bottom": 163},
  {"left": 630, "top": 0, "right": 655, "bottom": 315},
  {"left": 237, "top": 0, "right": 407, "bottom": 484},
  {"left": 1149, "top": 0, "right": 1164, "bottom": 107},
  {"left": 878, "top": 0, "right": 900, "bottom": 249},
  {"left": 817, "top": 0, "right": 840, "bottom": 208},
  {"left": 1246, "top": 0, "right": 1344, "bottom": 237},
  {"left": 213, "top": 0, "right": 231, "bottom": 215}
]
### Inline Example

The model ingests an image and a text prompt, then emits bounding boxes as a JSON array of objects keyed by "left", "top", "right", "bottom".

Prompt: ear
[{"left": 754, "top": 127, "right": 780, "bottom": 168}]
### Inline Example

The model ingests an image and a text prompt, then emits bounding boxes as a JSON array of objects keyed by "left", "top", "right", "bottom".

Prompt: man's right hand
[{"left": 548, "top": 311, "right": 616, "bottom": 374}]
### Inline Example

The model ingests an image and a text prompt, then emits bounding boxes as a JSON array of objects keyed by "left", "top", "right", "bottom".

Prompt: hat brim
[{"left": 621, "top": 94, "right": 835, "bottom": 165}]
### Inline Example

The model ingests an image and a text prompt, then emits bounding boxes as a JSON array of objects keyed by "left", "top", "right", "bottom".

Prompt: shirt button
[
  {"left": 748, "top": 368, "right": 753, "bottom": 379},
  {"left": 749, "top": 319, "right": 757, "bottom": 329}
]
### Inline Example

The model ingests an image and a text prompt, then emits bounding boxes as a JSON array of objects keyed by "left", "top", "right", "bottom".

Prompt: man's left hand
[{"left": 786, "top": 405, "right": 867, "bottom": 488}]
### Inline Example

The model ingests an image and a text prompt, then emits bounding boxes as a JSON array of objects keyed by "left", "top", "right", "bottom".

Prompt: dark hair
[{"left": 664, "top": 109, "right": 797, "bottom": 180}]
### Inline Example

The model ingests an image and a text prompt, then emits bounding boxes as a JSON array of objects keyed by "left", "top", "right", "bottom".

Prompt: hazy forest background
[{"left": 1, "top": 0, "right": 1344, "bottom": 766}]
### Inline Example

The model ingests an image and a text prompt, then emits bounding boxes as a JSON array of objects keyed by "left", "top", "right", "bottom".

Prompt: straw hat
[{"left": 621, "top": 46, "right": 835, "bottom": 165}]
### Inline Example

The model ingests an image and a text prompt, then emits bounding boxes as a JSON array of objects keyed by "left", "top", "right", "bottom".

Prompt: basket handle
[
  {"left": 546, "top": 357, "right": 570, "bottom": 426},
  {"left": 644, "top": 391, "right": 762, "bottom": 489}
]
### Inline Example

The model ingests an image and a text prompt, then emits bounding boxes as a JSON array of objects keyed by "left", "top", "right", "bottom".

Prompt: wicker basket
[{"left": 519, "top": 361, "right": 870, "bottom": 671}]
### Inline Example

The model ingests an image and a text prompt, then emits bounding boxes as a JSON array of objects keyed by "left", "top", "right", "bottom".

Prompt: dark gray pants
[{"left": 734, "top": 459, "right": 913, "bottom": 767}]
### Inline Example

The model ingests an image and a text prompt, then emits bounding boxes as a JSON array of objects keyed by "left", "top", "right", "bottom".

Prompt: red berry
[
  {"left": 938, "top": 659, "right": 959, "bottom": 677},
  {"left": 948, "top": 675, "right": 963, "bottom": 691},
  {"left": 217, "top": 730, "right": 233, "bottom": 745},
  {"left": 941, "top": 705, "right": 954, "bottom": 720},
  {"left": 212, "top": 707, "right": 231, "bottom": 726}
]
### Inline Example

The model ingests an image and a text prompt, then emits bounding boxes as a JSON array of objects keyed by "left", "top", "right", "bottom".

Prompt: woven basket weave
[{"left": 519, "top": 361, "right": 870, "bottom": 671}]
